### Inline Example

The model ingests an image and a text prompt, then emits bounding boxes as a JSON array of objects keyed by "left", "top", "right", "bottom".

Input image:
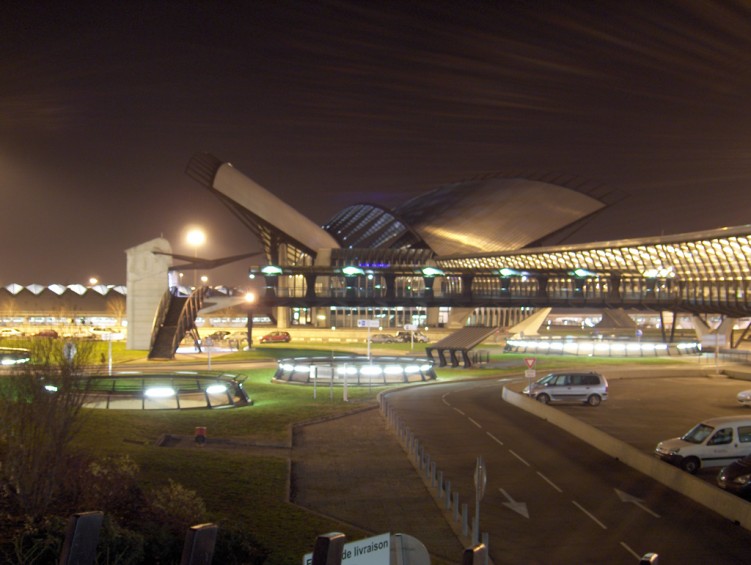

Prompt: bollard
[
  {"left": 180, "top": 523, "right": 219, "bottom": 565},
  {"left": 462, "top": 503, "right": 469, "bottom": 536},
  {"left": 431, "top": 462, "right": 437, "bottom": 487},
  {"left": 462, "top": 543, "right": 487, "bottom": 565},
  {"left": 438, "top": 470, "right": 443, "bottom": 495},
  {"left": 453, "top": 492, "right": 460, "bottom": 521},
  {"left": 445, "top": 480, "right": 452, "bottom": 509},
  {"left": 59, "top": 511, "right": 104, "bottom": 565},
  {"left": 312, "top": 532, "right": 347, "bottom": 565},
  {"left": 194, "top": 426, "right": 207, "bottom": 446}
]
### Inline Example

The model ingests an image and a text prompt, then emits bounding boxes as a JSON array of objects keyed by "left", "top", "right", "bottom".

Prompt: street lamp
[
  {"left": 245, "top": 292, "right": 255, "bottom": 349},
  {"left": 186, "top": 228, "right": 206, "bottom": 288}
]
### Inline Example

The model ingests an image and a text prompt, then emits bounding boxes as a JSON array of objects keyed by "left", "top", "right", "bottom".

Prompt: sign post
[
  {"left": 473, "top": 456, "right": 487, "bottom": 546},
  {"left": 358, "top": 319, "right": 380, "bottom": 360},
  {"left": 404, "top": 323, "right": 418, "bottom": 350},
  {"left": 524, "top": 357, "right": 536, "bottom": 396}
]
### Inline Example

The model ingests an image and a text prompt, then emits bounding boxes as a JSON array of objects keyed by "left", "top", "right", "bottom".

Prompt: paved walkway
[{"left": 291, "top": 406, "right": 465, "bottom": 563}]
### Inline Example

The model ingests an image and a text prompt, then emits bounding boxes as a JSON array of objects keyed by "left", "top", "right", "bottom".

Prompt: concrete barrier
[{"left": 502, "top": 386, "right": 751, "bottom": 530}]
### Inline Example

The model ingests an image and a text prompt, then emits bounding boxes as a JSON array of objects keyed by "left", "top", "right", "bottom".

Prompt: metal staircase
[{"left": 148, "top": 287, "right": 206, "bottom": 360}]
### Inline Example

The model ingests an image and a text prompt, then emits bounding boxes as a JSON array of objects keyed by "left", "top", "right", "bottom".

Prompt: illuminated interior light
[
  {"left": 342, "top": 266, "right": 365, "bottom": 276},
  {"left": 421, "top": 266, "right": 445, "bottom": 277},
  {"left": 261, "top": 265, "right": 283, "bottom": 275},
  {"left": 45, "top": 384, "right": 58, "bottom": 392},
  {"left": 360, "top": 365, "right": 383, "bottom": 376},
  {"left": 384, "top": 365, "right": 404, "bottom": 375},
  {"left": 294, "top": 364, "right": 311, "bottom": 372},
  {"left": 145, "top": 387, "right": 175, "bottom": 398}
]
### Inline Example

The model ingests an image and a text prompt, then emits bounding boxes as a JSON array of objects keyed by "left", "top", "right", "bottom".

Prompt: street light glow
[{"left": 186, "top": 228, "right": 206, "bottom": 248}]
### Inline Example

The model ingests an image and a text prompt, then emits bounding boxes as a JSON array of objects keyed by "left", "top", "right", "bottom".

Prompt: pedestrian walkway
[{"left": 291, "top": 406, "right": 465, "bottom": 563}]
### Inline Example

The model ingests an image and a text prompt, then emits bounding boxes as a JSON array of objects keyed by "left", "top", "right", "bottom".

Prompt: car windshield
[
  {"left": 536, "top": 374, "right": 557, "bottom": 385},
  {"left": 682, "top": 423, "right": 715, "bottom": 444}
]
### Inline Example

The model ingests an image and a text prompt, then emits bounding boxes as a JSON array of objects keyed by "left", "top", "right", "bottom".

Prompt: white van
[{"left": 655, "top": 416, "right": 751, "bottom": 473}]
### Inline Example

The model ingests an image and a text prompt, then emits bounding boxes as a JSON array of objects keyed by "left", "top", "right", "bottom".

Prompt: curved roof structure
[
  {"left": 188, "top": 153, "right": 611, "bottom": 263},
  {"left": 393, "top": 177, "right": 606, "bottom": 255}
]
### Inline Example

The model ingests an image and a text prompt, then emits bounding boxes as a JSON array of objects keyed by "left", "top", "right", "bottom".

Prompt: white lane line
[
  {"left": 468, "top": 417, "right": 482, "bottom": 429},
  {"left": 536, "top": 471, "right": 562, "bottom": 493},
  {"left": 572, "top": 500, "right": 607, "bottom": 529},
  {"left": 453, "top": 407, "right": 465, "bottom": 416},
  {"left": 486, "top": 431, "right": 504, "bottom": 446},
  {"left": 620, "top": 542, "right": 641, "bottom": 560},
  {"left": 508, "top": 449, "right": 530, "bottom": 467},
  {"left": 441, "top": 393, "right": 451, "bottom": 406}
]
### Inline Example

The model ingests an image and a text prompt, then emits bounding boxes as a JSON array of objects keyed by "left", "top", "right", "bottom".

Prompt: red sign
[{"left": 524, "top": 357, "right": 536, "bottom": 369}]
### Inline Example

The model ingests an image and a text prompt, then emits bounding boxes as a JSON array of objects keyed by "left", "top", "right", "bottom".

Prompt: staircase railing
[
  {"left": 171, "top": 287, "right": 208, "bottom": 355},
  {"left": 149, "top": 290, "right": 173, "bottom": 354}
]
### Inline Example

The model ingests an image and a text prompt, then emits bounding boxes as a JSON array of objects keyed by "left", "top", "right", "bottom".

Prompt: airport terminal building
[{"left": 3, "top": 153, "right": 751, "bottom": 353}]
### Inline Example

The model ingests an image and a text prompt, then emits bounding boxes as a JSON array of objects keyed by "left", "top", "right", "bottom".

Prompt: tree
[{"left": 0, "top": 338, "right": 96, "bottom": 517}]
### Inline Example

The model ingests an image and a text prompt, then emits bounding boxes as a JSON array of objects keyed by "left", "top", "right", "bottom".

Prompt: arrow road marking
[
  {"left": 499, "top": 488, "right": 530, "bottom": 519},
  {"left": 615, "top": 489, "right": 661, "bottom": 518}
]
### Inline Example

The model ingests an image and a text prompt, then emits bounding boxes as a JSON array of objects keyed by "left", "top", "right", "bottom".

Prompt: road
[{"left": 384, "top": 374, "right": 751, "bottom": 564}]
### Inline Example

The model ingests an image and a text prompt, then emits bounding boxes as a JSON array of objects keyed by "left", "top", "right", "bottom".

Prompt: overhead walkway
[
  {"left": 148, "top": 288, "right": 206, "bottom": 360},
  {"left": 426, "top": 326, "right": 498, "bottom": 368}
]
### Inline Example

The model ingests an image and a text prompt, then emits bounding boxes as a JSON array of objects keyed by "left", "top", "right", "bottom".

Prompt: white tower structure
[{"left": 126, "top": 238, "right": 172, "bottom": 350}]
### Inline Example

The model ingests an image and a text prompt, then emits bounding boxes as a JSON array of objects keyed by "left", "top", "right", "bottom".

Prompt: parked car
[
  {"left": 655, "top": 416, "right": 751, "bottom": 474},
  {"left": 89, "top": 326, "right": 125, "bottom": 340},
  {"left": 737, "top": 390, "right": 751, "bottom": 406},
  {"left": 717, "top": 453, "right": 751, "bottom": 499},
  {"left": 370, "top": 333, "right": 398, "bottom": 343},
  {"left": 0, "top": 328, "right": 23, "bottom": 338},
  {"left": 522, "top": 371, "right": 608, "bottom": 406},
  {"left": 260, "top": 331, "right": 291, "bottom": 343},
  {"left": 394, "top": 330, "right": 430, "bottom": 343},
  {"left": 206, "top": 330, "right": 231, "bottom": 341},
  {"left": 34, "top": 329, "right": 59, "bottom": 339}
]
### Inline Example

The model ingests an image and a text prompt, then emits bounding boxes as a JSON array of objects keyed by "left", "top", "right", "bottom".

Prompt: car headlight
[{"left": 733, "top": 473, "right": 751, "bottom": 486}]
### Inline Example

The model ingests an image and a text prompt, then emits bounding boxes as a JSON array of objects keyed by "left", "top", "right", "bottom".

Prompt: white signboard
[
  {"left": 303, "top": 532, "right": 390, "bottom": 565},
  {"left": 701, "top": 335, "right": 726, "bottom": 347},
  {"left": 403, "top": 324, "right": 418, "bottom": 331},
  {"left": 358, "top": 319, "right": 380, "bottom": 328}
]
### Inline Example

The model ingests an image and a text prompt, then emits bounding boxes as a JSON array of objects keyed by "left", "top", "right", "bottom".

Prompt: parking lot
[{"left": 551, "top": 366, "right": 751, "bottom": 482}]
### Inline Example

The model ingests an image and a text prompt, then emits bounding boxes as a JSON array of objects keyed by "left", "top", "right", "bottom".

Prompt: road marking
[
  {"left": 468, "top": 417, "right": 482, "bottom": 428},
  {"left": 536, "top": 471, "right": 562, "bottom": 492},
  {"left": 615, "top": 489, "right": 661, "bottom": 518},
  {"left": 453, "top": 407, "right": 465, "bottom": 416},
  {"left": 441, "top": 393, "right": 451, "bottom": 406},
  {"left": 572, "top": 500, "right": 607, "bottom": 529},
  {"left": 620, "top": 542, "right": 641, "bottom": 560},
  {"left": 486, "top": 431, "right": 504, "bottom": 446},
  {"left": 508, "top": 449, "right": 530, "bottom": 467},
  {"left": 499, "top": 488, "right": 530, "bottom": 518}
]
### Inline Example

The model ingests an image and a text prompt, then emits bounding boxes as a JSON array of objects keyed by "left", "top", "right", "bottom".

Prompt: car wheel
[
  {"left": 586, "top": 394, "right": 602, "bottom": 407},
  {"left": 681, "top": 457, "right": 700, "bottom": 474},
  {"left": 537, "top": 393, "right": 550, "bottom": 405}
]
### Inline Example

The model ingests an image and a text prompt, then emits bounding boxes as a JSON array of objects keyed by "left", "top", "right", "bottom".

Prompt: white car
[
  {"left": 89, "top": 327, "right": 124, "bottom": 340},
  {"left": 738, "top": 390, "right": 751, "bottom": 406},
  {"left": 0, "top": 328, "right": 23, "bottom": 337}
]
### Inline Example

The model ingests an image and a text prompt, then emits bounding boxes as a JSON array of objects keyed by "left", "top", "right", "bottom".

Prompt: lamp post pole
[
  {"left": 245, "top": 292, "right": 255, "bottom": 349},
  {"left": 186, "top": 228, "right": 206, "bottom": 289}
]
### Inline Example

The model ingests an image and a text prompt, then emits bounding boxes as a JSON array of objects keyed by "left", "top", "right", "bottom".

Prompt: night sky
[{"left": 3, "top": 0, "right": 751, "bottom": 286}]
